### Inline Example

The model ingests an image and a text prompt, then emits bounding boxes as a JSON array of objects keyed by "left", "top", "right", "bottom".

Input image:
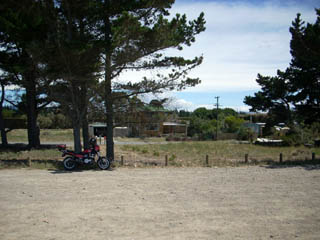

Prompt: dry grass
[
  {"left": 117, "top": 140, "right": 320, "bottom": 167},
  {"left": 0, "top": 149, "right": 62, "bottom": 160},
  {"left": 2, "top": 129, "right": 320, "bottom": 168},
  {"left": 7, "top": 129, "right": 74, "bottom": 143}
]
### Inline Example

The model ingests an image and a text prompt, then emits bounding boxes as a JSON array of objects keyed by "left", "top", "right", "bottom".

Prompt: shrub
[
  {"left": 141, "top": 149, "right": 148, "bottom": 154},
  {"left": 237, "top": 127, "right": 255, "bottom": 142},
  {"left": 37, "top": 115, "right": 52, "bottom": 129},
  {"left": 281, "top": 134, "right": 300, "bottom": 146},
  {"left": 169, "top": 154, "right": 176, "bottom": 161}
]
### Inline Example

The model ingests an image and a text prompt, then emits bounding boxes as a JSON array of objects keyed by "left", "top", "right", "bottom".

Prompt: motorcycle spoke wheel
[
  {"left": 97, "top": 157, "right": 110, "bottom": 170},
  {"left": 63, "top": 157, "right": 76, "bottom": 170}
]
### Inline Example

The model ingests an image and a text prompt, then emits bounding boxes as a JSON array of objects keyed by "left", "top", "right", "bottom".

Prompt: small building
[
  {"left": 243, "top": 122, "right": 266, "bottom": 137},
  {"left": 88, "top": 121, "right": 188, "bottom": 138},
  {"left": 162, "top": 122, "right": 188, "bottom": 136},
  {"left": 88, "top": 123, "right": 129, "bottom": 137},
  {"left": 89, "top": 122, "right": 107, "bottom": 137}
]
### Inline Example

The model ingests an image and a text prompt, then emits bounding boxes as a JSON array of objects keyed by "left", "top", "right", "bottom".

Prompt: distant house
[
  {"left": 89, "top": 99, "right": 188, "bottom": 138},
  {"left": 89, "top": 122, "right": 107, "bottom": 137},
  {"left": 88, "top": 123, "right": 129, "bottom": 137},
  {"left": 243, "top": 122, "right": 266, "bottom": 137},
  {"left": 162, "top": 122, "right": 188, "bottom": 135},
  {"left": 273, "top": 123, "right": 290, "bottom": 137},
  {"left": 89, "top": 117, "right": 188, "bottom": 138}
]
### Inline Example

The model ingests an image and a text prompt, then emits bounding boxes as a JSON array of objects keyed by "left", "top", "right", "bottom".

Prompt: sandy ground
[{"left": 0, "top": 166, "right": 320, "bottom": 240}]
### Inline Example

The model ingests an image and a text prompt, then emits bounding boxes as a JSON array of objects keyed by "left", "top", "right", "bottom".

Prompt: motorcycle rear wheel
[
  {"left": 63, "top": 157, "right": 77, "bottom": 170},
  {"left": 97, "top": 157, "right": 110, "bottom": 170}
]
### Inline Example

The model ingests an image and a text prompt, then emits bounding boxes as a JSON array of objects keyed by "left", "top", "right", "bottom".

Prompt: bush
[
  {"left": 37, "top": 113, "right": 72, "bottom": 129},
  {"left": 225, "top": 116, "right": 244, "bottom": 133},
  {"left": 281, "top": 134, "right": 300, "bottom": 146},
  {"left": 237, "top": 127, "right": 255, "bottom": 142},
  {"left": 37, "top": 115, "right": 53, "bottom": 129},
  {"left": 281, "top": 122, "right": 320, "bottom": 146}
]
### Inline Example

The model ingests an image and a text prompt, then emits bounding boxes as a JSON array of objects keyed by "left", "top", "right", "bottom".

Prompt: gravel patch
[{"left": 0, "top": 166, "right": 319, "bottom": 240}]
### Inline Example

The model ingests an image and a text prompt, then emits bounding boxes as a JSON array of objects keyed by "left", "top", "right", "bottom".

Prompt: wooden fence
[{"left": 0, "top": 152, "right": 318, "bottom": 169}]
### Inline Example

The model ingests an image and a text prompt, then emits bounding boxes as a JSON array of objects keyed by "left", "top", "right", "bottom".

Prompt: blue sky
[
  {"left": 130, "top": 0, "right": 319, "bottom": 112},
  {"left": 2, "top": 0, "right": 318, "bottom": 112}
]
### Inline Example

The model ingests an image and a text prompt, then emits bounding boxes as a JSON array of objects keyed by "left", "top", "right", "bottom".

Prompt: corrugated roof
[{"left": 163, "top": 122, "right": 186, "bottom": 126}]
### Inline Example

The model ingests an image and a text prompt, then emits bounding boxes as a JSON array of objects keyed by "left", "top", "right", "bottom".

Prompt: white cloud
[
  {"left": 118, "top": 1, "right": 317, "bottom": 110},
  {"left": 168, "top": 0, "right": 317, "bottom": 92}
]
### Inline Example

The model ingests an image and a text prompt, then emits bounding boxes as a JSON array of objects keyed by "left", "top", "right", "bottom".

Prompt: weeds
[
  {"left": 2, "top": 131, "right": 320, "bottom": 169},
  {"left": 118, "top": 140, "right": 320, "bottom": 167}
]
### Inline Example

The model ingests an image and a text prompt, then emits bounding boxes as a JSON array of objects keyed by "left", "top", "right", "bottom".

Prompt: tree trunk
[
  {"left": 0, "top": 113, "right": 7, "bottom": 147},
  {"left": 25, "top": 73, "right": 40, "bottom": 148},
  {"left": 0, "top": 90, "right": 8, "bottom": 146},
  {"left": 73, "top": 117, "right": 82, "bottom": 153},
  {"left": 105, "top": 53, "right": 114, "bottom": 159},
  {"left": 80, "top": 82, "right": 89, "bottom": 150},
  {"left": 104, "top": 5, "right": 114, "bottom": 161},
  {"left": 105, "top": 78, "right": 114, "bottom": 160},
  {"left": 0, "top": 83, "right": 8, "bottom": 146},
  {"left": 0, "top": 115, "right": 7, "bottom": 146},
  {"left": 82, "top": 115, "right": 89, "bottom": 149}
]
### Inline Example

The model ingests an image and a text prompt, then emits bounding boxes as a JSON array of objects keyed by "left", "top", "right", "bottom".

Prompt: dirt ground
[{"left": 0, "top": 166, "right": 319, "bottom": 240}]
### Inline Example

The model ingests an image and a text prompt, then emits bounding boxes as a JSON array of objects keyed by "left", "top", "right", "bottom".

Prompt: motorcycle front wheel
[
  {"left": 63, "top": 157, "right": 77, "bottom": 171},
  {"left": 97, "top": 157, "right": 110, "bottom": 170}
]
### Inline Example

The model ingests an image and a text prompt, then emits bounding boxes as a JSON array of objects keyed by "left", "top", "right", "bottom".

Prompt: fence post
[
  {"left": 279, "top": 153, "right": 283, "bottom": 163},
  {"left": 206, "top": 155, "right": 209, "bottom": 167},
  {"left": 245, "top": 154, "right": 248, "bottom": 163},
  {"left": 27, "top": 157, "right": 32, "bottom": 167},
  {"left": 165, "top": 155, "right": 168, "bottom": 166},
  {"left": 312, "top": 152, "right": 315, "bottom": 161},
  {"left": 121, "top": 155, "right": 124, "bottom": 166}
]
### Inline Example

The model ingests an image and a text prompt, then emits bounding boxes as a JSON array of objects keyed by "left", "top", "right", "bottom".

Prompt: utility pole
[{"left": 214, "top": 96, "right": 220, "bottom": 140}]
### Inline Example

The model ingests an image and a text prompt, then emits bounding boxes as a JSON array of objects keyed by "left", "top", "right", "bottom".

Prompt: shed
[
  {"left": 89, "top": 122, "right": 107, "bottom": 137},
  {"left": 89, "top": 123, "right": 129, "bottom": 137},
  {"left": 162, "top": 122, "right": 188, "bottom": 136},
  {"left": 243, "top": 122, "right": 266, "bottom": 137}
]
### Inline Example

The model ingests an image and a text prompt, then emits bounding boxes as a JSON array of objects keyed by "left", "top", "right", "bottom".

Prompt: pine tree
[
  {"left": 43, "top": 0, "right": 102, "bottom": 152},
  {"left": 288, "top": 10, "right": 320, "bottom": 123},
  {"left": 0, "top": 0, "right": 50, "bottom": 148},
  {"left": 98, "top": 0, "right": 206, "bottom": 160},
  {"left": 244, "top": 9, "right": 320, "bottom": 125}
]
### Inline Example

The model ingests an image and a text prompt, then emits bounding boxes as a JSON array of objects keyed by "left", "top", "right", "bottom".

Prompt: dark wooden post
[
  {"left": 165, "top": 155, "right": 168, "bottom": 166},
  {"left": 121, "top": 155, "right": 124, "bottom": 166},
  {"left": 312, "top": 152, "right": 315, "bottom": 161},
  {"left": 206, "top": 155, "right": 209, "bottom": 167},
  {"left": 279, "top": 153, "right": 283, "bottom": 163},
  {"left": 245, "top": 154, "right": 248, "bottom": 163}
]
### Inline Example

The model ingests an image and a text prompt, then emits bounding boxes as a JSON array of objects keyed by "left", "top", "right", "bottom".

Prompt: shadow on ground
[
  {"left": 0, "top": 143, "right": 59, "bottom": 151},
  {"left": 262, "top": 159, "right": 320, "bottom": 171},
  {"left": 49, "top": 167, "right": 114, "bottom": 174}
]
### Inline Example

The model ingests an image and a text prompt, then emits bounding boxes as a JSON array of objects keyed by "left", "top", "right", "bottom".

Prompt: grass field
[
  {"left": 6, "top": 129, "right": 74, "bottom": 142},
  {"left": 1, "top": 129, "right": 320, "bottom": 168},
  {"left": 118, "top": 141, "right": 320, "bottom": 167}
]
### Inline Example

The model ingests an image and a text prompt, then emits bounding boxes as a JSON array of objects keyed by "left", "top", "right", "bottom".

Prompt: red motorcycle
[{"left": 57, "top": 138, "right": 110, "bottom": 170}]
